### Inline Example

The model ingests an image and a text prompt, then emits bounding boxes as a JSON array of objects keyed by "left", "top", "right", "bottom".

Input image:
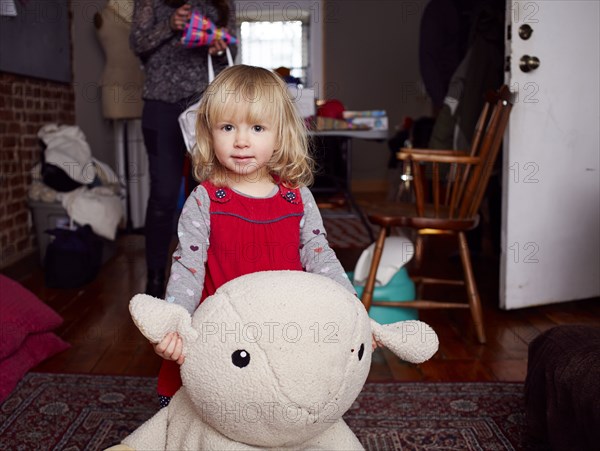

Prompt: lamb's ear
[
  {"left": 370, "top": 320, "right": 439, "bottom": 364},
  {"left": 129, "top": 294, "right": 199, "bottom": 351}
]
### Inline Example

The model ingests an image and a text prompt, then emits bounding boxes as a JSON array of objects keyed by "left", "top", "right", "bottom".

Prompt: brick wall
[{"left": 0, "top": 73, "right": 75, "bottom": 268}]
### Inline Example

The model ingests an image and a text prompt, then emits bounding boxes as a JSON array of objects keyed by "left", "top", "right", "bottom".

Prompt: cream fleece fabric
[
  {"left": 38, "top": 124, "right": 95, "bottom": 185},
  {"left": 114, "top": 271, "right": 439, "bottom": 450}
]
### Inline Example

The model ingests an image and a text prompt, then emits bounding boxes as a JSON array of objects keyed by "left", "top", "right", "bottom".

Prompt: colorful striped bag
[{"left": 180, "top": 9, "right": 237, "bottom": 48}]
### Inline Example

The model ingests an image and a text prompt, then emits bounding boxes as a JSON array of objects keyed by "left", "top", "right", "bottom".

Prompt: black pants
[{"left": 142, "top": 99, "right": 188, "bottom": 271}]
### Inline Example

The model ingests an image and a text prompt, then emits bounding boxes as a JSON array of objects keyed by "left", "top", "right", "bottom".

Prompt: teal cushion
[{"left": 349, "top": 268, "right": 418, "bottom": 324}]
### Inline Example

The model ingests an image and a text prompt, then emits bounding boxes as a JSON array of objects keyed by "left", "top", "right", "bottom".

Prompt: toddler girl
[{"left": 153, "top": 65, "right": 357, "bottom": 406}]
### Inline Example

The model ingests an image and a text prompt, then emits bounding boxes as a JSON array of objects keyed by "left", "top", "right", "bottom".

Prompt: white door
[{"left": 500, "top": 1, "right": 600, "bottom": 309}]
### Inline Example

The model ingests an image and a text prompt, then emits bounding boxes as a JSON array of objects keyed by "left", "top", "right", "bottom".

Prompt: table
[{"left": 308, "top": 129, "right": 388, "bottom": 242}]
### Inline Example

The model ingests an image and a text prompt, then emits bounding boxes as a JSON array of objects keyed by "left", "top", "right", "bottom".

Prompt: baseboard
[
  {"left": 351, "top": 179, "right": 389, "bottom": 193},
  {"left": 0, "top": 250, "right": 39, "bottom": 281}
]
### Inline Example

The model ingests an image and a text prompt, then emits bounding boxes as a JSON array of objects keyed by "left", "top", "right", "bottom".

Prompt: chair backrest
[
  {"left": 407, "top": 85, "right": 513, "bottom": 220},
  {"left": 458, "top": 85, "right": 512, "bottom": 218}
]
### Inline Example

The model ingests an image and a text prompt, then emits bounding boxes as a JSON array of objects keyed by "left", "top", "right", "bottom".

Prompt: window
[
  {"left": 239, "top": 21, "right": 307, "bottom": 82},
  {"left": 234, "top": 1, "right": 324, "bottom": 90}
]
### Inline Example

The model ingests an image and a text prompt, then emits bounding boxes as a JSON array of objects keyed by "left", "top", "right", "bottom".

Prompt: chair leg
[
  {"left": 412, "top": 233, "right": 426, "bottom": 298},
  {"left": 457, "top": 232, "right": 486, "bottom": 344},
  {"left": 361, "top": 226, "right": 388, "bottom": 312},
  {"left": 413, "top": 232, "right": 424, "bottom": 271}
]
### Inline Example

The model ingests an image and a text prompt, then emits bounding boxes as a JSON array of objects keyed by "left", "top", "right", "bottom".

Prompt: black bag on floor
[{"left": 44, "top": 225, "right": 103, "bottom": 288}]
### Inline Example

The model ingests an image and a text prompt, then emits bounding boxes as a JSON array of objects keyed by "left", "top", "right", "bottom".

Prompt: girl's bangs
[
  {"left": 206, "top": 79, "right": 282, "bottom": 127},
  {"left": 245, "top": 96, "right": 281, "bottom": 127}
]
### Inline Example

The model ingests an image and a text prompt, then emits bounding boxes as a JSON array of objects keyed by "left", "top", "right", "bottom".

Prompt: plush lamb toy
[{"left": 110, "top": 271, "right": 438, "bottom": 450}]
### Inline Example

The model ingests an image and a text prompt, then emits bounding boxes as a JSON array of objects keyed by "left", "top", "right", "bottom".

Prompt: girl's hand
[
  {"left": 170, "top": 3, "right": 192, "bottom": 31},
  {"left": 372, "top": 333, "right": 383, "bottom": 351},
  {"left": 153, "top": 332, "right": 185, "bottom": 364}
]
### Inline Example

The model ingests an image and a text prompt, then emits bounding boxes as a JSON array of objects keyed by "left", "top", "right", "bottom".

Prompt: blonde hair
[{"left": 191, "top": 65, "right": 314, "bottom": 188}]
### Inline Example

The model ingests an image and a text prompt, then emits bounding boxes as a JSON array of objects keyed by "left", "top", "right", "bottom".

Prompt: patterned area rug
[
  {"left": 322, "top": 216, "right": 373, "bottom": 249},
  {"left": 349, "top": 382, "right": 527, "bottom": 450},
  {"left": 0, "top": 373, "right": 527, "bottom": 450}
]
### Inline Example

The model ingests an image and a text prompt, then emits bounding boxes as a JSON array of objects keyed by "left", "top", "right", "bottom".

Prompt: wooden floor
[{"left": 3, "top": 214, "right": 599, "bottom": 383}]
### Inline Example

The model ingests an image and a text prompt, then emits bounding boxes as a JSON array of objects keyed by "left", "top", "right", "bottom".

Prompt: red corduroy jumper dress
[{"left": 157, "top": 180, "right": 305, "bottom": 396}]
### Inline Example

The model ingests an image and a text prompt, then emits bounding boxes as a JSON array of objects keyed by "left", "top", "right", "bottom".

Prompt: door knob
[
  {"left": 520, "top": 55, "right": 540, "bottom": 73},
  {"left": 518, "top": 24, "right": 533, "bottom": 40}
]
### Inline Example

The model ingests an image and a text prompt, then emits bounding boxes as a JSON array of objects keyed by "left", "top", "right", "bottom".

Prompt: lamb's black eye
[
  {"left": 358, "top": 343, "right": 365, "bottom": 361},
  {"left": 231, "top": 349, "right": 250, "bottom": 368}
]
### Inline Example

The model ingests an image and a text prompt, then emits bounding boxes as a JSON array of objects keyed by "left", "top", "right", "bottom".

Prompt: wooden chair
[{"left": 361, "top": 85, "right": 513, "bottom": 344}]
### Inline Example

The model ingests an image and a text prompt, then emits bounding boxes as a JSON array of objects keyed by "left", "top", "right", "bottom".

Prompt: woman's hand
[
  {"left": 208, "top": 27, "right": 229, "bottom": 56},
  {"left": 169, "top": 3, "right": 192, "bottom": 32},
  {"left": 153, "top": 332, "right": 185, "bottom": 364}
]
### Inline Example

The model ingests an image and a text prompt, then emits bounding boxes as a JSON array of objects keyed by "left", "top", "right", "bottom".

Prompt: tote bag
[{"left": 178, "top": 47, "right": 234, "bottom": 152}]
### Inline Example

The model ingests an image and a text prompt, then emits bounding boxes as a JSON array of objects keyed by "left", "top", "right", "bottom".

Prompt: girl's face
[{"left": 211, "top": 111, "right": 278, "bottom": 184}]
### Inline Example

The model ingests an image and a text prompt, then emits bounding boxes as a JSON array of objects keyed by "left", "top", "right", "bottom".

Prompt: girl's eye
[
  {"left": 222, "top": 124, "right": 233, "bottom": 132},
  {"left": 252, "top": 125, "right": 264, "bottom": 132}
]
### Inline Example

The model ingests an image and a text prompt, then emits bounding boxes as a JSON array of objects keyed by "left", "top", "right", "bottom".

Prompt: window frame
[{"left": 234, "top": 0, "right": 324, "bottom": 91}]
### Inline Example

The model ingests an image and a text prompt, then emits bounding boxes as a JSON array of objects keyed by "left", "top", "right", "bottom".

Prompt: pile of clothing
[{"left": 29, "top": 124, "right": 123, "bottom": 241}]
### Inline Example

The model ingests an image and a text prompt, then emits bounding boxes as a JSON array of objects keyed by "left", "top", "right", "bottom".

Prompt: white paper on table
[
  {"left": 0, "top": 0, "right": 17, "bottom": 16},
  {"left": 287, "top": 85, "right": 316, "bottom": 119}
]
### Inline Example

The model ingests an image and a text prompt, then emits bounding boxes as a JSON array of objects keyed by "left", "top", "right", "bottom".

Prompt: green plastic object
[{"left": 349, "top": 268, "right": 418, "bottom": 324}]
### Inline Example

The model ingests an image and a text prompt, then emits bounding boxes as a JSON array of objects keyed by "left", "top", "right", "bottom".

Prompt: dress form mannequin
[
  {"left": 94, "top": 0, "right": 144, "bottom": 119},
  {"left": 95, "top": 0, "right": 148, "bottom": 231}
]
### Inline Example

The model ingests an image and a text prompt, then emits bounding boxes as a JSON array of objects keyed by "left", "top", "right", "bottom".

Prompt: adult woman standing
[{"left": 130, "top": 0, "right": 237, "bottom": 297}]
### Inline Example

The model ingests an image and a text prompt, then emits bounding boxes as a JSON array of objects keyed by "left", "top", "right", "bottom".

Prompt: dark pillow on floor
[
  {"left": 0, "top": 331, "right": 70, "bottom": 402},
  {"left": 0, "top": 274, "right": 65, "bottom": 359}
]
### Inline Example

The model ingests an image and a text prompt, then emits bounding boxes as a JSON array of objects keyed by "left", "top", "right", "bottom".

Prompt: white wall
[{"left": 323, "top": 0, "right": 430, "bottom": 188}]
